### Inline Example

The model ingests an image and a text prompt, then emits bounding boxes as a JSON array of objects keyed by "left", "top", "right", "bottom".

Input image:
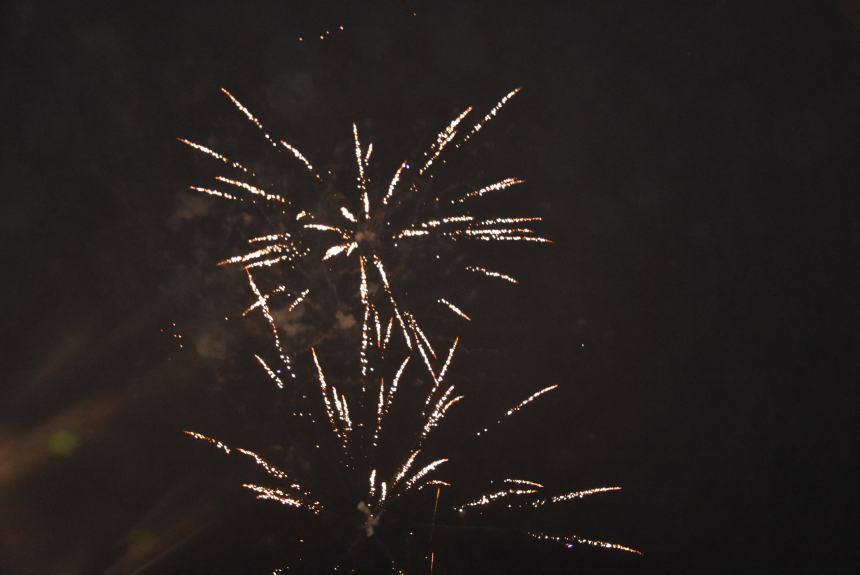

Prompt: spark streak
[
  {"left": 215, "top": 176, "right": 288, "bottom": 204},
  {"left": 533, "top": 486, "right": 622, "bottom": 508},
  {"left": 438, "top": 298, "right": 471, "bottom": 321},
  {"left": 529, "top": 532, "right": 643, "bottom": 556},
  {"left": 454, "top": 178, "right": 526, "bottom": 203},
  {"left": 464, "top": 266, "right": 519, "bottom": 284},
  {"left": 178, "top": 138, "right": 254, "bottom": 175},
  {"left": 404, "top": 458, "right": 448, "bottom": 491}
]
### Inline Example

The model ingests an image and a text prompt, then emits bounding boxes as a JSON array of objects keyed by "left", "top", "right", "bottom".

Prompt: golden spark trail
[
  {"left": 419, "top": 106, "right": 472, "bottom": 175},
  {"left": 178, "top": 138, "right": 255, "bottom": 175},
  {"left": 533, "top": 486, "right": 622, "bottom": 508},
  {"left": 254, "top": 354, "right": 284, "bottom": 389},
  {"left": 438, "top": 298, "right": 471, "bottom": 321},
  {"left": 215, "top": 176, "right": 288, "bottom": 204},
  {"left": 454, "top": 178, "right": 526, "bottom": 203},
  {"left": 383, "top": 161, "right": 407, "bottom": 205},
  {"left": 189, "top": 185, "right": 244, "bottom": 202},
  {"left": 529, "top": 532, "right": 643, "bottom": 556},
  {"left": 464, "top": 266, "right": 519, "bottom": 284},
  {"left": 455, "top": 488, "right": 539, "bottom": 511},
  {"left": 404, "top": 458, "right": 448, "bottom": 491},
  {"left": 457, "top": 86, "right": 523, "bottom": 148}
]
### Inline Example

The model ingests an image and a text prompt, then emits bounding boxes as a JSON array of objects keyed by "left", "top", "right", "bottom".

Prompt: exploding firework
[
  {"left": 185, "top": 346, "right": 638, "bottom": 572},
  {"left": 180, "top": 88, "right": 638, "bottom": 572},
  {"left": 180, "top": 86, "right": 552, "bottom": 381}
]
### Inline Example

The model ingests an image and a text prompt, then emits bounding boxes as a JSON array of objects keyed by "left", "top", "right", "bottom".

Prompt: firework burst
[
  {"left": 184, "top": 344, "right": 638, "bottom": 572},
  {"left": 180, "top": 88, "right": 637, "bottom": 572},
  {"left": 180, "top": 86, "right": 551, "bottom": 381}
]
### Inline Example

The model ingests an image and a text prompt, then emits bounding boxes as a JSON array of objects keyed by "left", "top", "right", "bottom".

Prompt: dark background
[{"left": 1, "top": 1, "right": 858, "bottom": 573}]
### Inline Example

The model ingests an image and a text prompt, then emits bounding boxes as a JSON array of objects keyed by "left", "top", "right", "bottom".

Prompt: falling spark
[
  {"left": 235, "top": 448, "right": 291, "bottom": 480},
  {"left": 529, "top": 532, "right": 643, "bottom": 556},
  {"left": 533, "top": 486, "right": 622, "bottom": 508},
  {"left": 340, "top": 206, "right": 357, "bottom": 223},
  {"left": 373, "top": 375, "right": 385, "bottom": 448},
  {"left": 504, "top": 478, "right": 545, "bottom": 488},
  {"left": 438, "top": 298, "right": 471, "bottom": 321},
  {"left": 189, "top": 185, "right": 244, "bottom": 202},
  {"left": 243, "top": 484, "right": 303, "bottom": 507},
  {"left": 383, "top": 161, "right": 407, "bottom": 205},
  {"left": 246, "top": 270, "right": 294, "bottom": 379},
  {"left": 421, "top": 387, "right": 463, "bottom": 443},
  {"left": 221, "top": 87, "right": 278, "bottom": 148},
  {"left": 352, "top": 123, "right": 370, "bottom": 219},
  {"left": 215, "top": 176, "right": 288, "bottom": 204},
  {"left": 423, "top": 337, "right": 458, "bottom": 415},
  {"left": 476, "top": 384, "right": 559, "bottom": 437},
  {"left": 323, "top": 243, "right": 356, "bottom": 261},
  {"left": 254, "top": 354, "right": 284, "bottom": 389},
  {"left": 404, "top": 458, "right": 448, "bottom": 491},
  {"left": 464, "top": 266, "right": 519, "bottom": 284},
  {"left": 380, "top": 481, "right": 388, "bottom": 507},
  {"left": 406, "top": 311, "right": 436, "bottom": 358},
  {"left": 280, "top": 140, "right": 316, "bottom": 175},
  {"left": 287, "top": 289, "right": 310, "bottom": 311},
  {"left": 249, "top": 233, "right": 291, "bottom": 244},
  {"left": 504, "top": 384, "right": 559, "bottom": 418},
  {"left": 183, "top": 431, "right": 230, "bottom": 454},
  {"left": 310, "top": 347, "right": 348, "bottom": 453},
  {"left": 386, "top": 356, "right": 410, "bottom": 414},
  {"left": 243, "top": 484, "right": 322, "bottom": 515},
  {"left": 454, "top": 178, "right": 526, "bottom": 203},
  {"left": 393, "top": 449, "right": 421, "bottom": 488},
  {"left": 419, "top": 106, "right": 472, "bottom": 175},
  {"left": 455, "top": 488, "right": 539, "bottom": 511},
  {"left": 242, "top": 286, "right": 307, "bottom": 318},
  {"left": 178, "top": 138, "right": 255, "bottom": 175},
  {"left": 419, "top": 479, "right": 451, "bottom": 491},
  {"left": 218, "top": 245, "right": 286, "bottom": 267}
]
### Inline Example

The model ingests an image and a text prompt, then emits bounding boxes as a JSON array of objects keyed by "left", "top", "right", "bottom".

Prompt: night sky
[{"left": 1, "top": 1, "right": 858, "bottom": 573}]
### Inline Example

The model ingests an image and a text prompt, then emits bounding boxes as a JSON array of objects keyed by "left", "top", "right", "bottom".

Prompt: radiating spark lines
[
  {"left": 182, "top": 87, "right": 551, "bottom": 382},
  {"left": 180, "top": 85, "right": 636, "bottom": 572}
]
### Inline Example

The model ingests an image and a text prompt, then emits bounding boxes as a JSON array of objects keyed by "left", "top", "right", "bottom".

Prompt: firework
[
  {"left": 180, "top": 87, "right": 551, "bottom": 380},
  {"left": 184, "top": 344, "right": 638, "bottom": 570},
  {"left": 180, "top": 87, "right": 636, "bottom": 572}
]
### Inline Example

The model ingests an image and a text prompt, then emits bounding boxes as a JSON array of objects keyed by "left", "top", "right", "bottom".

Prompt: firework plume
[
  {"left": 180, "top": 86, "right": 551, "bottom": 380},
  {"left": 180, "top": 87, "right": 637, "bottom": 572}
]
